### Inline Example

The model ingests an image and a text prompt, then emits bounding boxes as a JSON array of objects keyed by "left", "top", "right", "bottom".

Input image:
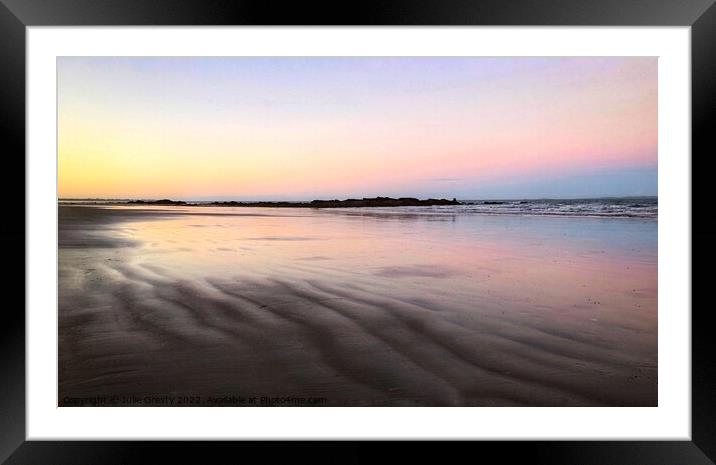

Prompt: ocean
[
  {"left": 59, "top": 197, "right": 658, "bottom": 219},
  {"left": 341, "top": 197, "right": 658, "bottom": 219}
]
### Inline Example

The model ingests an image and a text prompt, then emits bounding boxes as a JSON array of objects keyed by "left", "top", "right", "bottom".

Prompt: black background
[{"left": 1, "top": 0, "right": 714, "bottom": 463}]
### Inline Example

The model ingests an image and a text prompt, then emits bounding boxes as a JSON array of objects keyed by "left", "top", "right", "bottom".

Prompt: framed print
[{"left": 2, "top": 0, "right": 715, "bottom": 463}]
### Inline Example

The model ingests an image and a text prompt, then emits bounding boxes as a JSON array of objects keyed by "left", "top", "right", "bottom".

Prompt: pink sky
[{"left": 58, "top": 57, "right": 657, "bottom": 200}]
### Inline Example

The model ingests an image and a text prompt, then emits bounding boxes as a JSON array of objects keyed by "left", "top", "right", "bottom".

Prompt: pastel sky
[{"left": 58, "top": 57, "right": 657, "bottom": 200}]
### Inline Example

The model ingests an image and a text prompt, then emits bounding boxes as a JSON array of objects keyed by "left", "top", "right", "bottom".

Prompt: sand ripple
[{"left": 58, "top": 206, "right": 656, "bottom": 406}]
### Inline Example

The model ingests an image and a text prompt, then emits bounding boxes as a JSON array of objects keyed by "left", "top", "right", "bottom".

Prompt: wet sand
[{"left": 58, "top": 205, "right": 657, "bottom": 406}]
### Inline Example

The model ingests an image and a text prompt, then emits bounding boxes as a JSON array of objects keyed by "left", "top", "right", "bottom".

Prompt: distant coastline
[
  {"left": 58, "top": 196, "right": 657, "bottom": 219},
  {"left": 59, "top": 196, "right": 462, "bottom": 208}
]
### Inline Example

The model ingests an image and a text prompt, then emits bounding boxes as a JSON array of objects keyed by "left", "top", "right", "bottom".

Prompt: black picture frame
[{"left": 1, "top": 0, "right": 714, "bottom": 463}]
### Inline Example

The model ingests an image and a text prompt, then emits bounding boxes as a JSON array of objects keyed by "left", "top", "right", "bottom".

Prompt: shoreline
[
  {"left": 57, "top": 202, "right": 658, "bottom": 221},
  {"left": 61, "top": 196, "right": 462, "bottom": 208}
]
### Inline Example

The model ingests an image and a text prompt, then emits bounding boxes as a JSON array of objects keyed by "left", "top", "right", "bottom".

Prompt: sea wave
[{"left": 345, "top": 198, "right": 658, "bottom": 219}]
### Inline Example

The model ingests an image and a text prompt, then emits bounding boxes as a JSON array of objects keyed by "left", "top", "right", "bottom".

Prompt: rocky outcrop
[
  {"left": 127, "top": 199, "right": 187, "bottom": 205},
  {"left": 207, "top": 197, "right": 461, "bottom": 208}
]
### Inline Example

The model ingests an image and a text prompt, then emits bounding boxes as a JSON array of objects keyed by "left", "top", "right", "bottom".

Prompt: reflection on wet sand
[{"left": 59, "top": 205, "right": 657, "bottom": 406}]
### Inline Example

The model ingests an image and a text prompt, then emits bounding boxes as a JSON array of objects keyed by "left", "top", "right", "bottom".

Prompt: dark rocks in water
[
  {"left": 128, "top": 199, "right": 187, "bottom": 205},
  {"left": 205, "top": 197, "right": 462, "bottom": 208},
  {"left": 124, "top": 197, "right": 461, "bottom": 208},
  {"left": 209, "top": 200, "right": 302, "bottom": 208},
  {"left": 305, "top": 197, "right": 461, "bottom": 208}
]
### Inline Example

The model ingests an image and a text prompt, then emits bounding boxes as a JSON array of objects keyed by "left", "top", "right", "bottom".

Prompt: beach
[{"left": 58, "top": 204, "right": 657, "bottom": 406}]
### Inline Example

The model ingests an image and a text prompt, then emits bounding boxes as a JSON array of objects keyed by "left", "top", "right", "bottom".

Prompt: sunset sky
[{"left": 58, "top": 57, "right": 657, "bottom": 200}]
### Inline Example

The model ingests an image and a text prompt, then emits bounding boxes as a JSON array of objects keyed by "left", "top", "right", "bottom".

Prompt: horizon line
[{"left": 58, "top": 195, "right": 658, "bottom": 202}]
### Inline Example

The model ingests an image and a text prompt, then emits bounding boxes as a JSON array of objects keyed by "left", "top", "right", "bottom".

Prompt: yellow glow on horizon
[{"left": 58, "top": 57, "right": 657, "bottom": 200}]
